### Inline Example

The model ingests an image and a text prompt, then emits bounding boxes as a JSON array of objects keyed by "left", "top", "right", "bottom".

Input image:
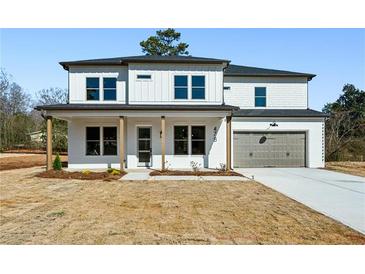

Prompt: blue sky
[{"left": 1, "top": 28, "right": 364, "bottom": 110}]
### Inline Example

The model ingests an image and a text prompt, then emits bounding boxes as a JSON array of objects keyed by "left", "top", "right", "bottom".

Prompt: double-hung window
[
  {"left": 86, "top": 78, "right": 100, "bottom": 100},
  {"left": 191, "top": 126, "right": 205, "bottom": 155},
  {"left": 103, "top": 78, "right": 117, "bottom": 101},
  {"left": 174, "top": 76, "right": 188, "bottom": 99},
  {"left": 174, "top": 126, "right": 189, "bottom": 155},
  {"left": 103, "top": 127, "right": 117, "bottom": 155},
  {"left": 255, "top": 87, "right": 266, "bottom": 107},
  {"left": 86, "top": 127, "right": 100, "bottom": 155},
  {"left": 192, "top": 76, "right": 205, "bottom": 99}
]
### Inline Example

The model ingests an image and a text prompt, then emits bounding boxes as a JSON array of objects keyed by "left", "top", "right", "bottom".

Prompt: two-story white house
[{"left": 36, "top": 55, "right": 327, "bottom": 170}]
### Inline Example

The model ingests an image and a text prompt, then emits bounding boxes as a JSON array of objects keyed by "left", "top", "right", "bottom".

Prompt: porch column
[
  {"left": 46, "top": 116, "right": 53, "bottom": 171},
  {"left": 119, "top": 116, "right": 125, "bottom": 171},
  {"left": 161, "top": 116, "right": 166, "bottom": 170},
  {"left": 226, "top": 116, "right": 232, "bottom": 171}
]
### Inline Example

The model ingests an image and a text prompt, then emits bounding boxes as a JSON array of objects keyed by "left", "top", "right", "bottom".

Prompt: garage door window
[{"left": 255, "top": 87, "right": 266, "bottom": 107}]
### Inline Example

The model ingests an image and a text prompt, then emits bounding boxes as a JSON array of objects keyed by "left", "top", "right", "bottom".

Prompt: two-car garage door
[{"left": 233, "top": 132, "right": 306, "bottom": 168}]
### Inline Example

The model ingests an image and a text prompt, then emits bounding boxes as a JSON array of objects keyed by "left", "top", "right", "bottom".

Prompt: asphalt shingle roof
[
  {"left": 232, "top": 108, "right": 328, "bottom": 117},
  {"left": 224, "top": 64, "right": 316, "bottom": 79}
]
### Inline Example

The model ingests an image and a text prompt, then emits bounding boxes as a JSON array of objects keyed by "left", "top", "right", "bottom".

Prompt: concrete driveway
[{"left": 236, "top": 168, "right": 365, "bottom": 234}]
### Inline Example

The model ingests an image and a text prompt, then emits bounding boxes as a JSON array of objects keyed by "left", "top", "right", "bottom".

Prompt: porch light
[{"left": 270, "top": 122, "right": 278, "bottom": 127}]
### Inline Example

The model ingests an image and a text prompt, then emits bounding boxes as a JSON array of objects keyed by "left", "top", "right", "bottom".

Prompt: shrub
[
  {"left": 218, "top": 163, "right": 226, "bottom": 172},
  {"left": 53, "top": 153, "right": 62, "bottom": 170},
  {"left": 82, "top": 170, "right": 91, "bottom": 175},
  {"left": 190, "top": 161, "right": 201, "bottom": 173},
  {"left": 107, "top": 168, "right": 121, "bottom": 175}
]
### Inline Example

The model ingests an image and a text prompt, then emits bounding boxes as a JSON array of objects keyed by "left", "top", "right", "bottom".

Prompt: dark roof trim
[
  {"left": 35, "top": 104, "right": 238, "bottom": 112},
  {"left": 60, "top": 55, "right": 230, "bottom": 70},
  {"left": 224, "top": 64, "right": 316, "bottom": 80},
  {"left": 233, "top": 108, "right": 328, "bottom": 118}
]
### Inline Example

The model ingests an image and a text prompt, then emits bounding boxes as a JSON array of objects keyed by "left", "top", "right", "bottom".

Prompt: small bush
[
  {"left": 82, "top": 170, "right": 91, "bottom": 175},
  {"left": 107, "top": 168, "right": 121, "bottom": 175},
  {"left": 53, "top": 153, "right": 62, "bottom": 171},
  {"left": 190, "top": 161, "right": 201, "bottom": 173},
  {"left": 47, "top": 211, "right": 65, "bottom": 218},
  {"left": 218, "top": 163, "right": 226, "bottom": 172}
]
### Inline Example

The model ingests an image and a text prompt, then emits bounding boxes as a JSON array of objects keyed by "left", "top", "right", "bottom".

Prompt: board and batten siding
[
  {"left": 128, "top": 63, "right": 224, "bottom": 104},
  {"left": 69, "top": 66, "right": 128, "bottom": 104},
  {"left": 224, "top": 76, "right": 308, "bottom": 109}
]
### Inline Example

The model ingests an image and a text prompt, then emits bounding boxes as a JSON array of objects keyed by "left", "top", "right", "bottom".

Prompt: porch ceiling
[{"left": 36, "top": 104, "right": 237, "bottom": 119}]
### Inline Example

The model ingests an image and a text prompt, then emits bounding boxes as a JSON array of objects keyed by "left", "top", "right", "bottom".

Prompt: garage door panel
[{"left": 233, "top": 132, "right": 306, "bottom": 168}]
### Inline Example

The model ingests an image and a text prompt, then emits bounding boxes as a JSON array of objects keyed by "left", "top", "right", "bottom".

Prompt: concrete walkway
[{"left": 236, "top": 168, "right": 365, "bottom": 234}]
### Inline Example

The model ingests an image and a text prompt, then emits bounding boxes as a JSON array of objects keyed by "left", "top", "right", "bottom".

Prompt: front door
[{"left": 137, "top": 127, "right": 152, "bottom": 166}]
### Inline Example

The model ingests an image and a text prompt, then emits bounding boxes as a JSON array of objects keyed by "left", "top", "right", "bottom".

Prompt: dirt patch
[
  {"left": 150, "top": 169, "right": 244, "bottom": 177},
  {"left": 0, "top": 154, "right": 67, "bottom": 171},
  {"left": 1, "top": 166, "right": 364, "bottom": 244},
  {"left": 326, "top": 162, "right": 365, "bottom": 177},
  {"left": 36, "top": 170, "right": 125, "bottom": 181},
  {"left": 0, "top": 154, "right": 68, "bottom": 171}
]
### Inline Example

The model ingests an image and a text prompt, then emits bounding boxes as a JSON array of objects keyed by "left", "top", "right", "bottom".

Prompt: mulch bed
[
  {"left": 36, "top": 170, "right": 126, "bottom": 181},
  {"left": 149, "top": 169, "right": 244, "bottom": 177},
  {"left": 3, "top": 149, "right": 68, "bottom": 155}
]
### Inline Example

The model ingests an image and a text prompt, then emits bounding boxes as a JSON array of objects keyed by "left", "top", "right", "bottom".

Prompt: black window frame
[
  {"left": 191, "top": 75, "right": 205, "bottom": 100},
  {"left": 86, "top": 77, "right": 100, "bottom": 101},
  {"left": 136, "top": 74, "right": 152, "bottom": 80},
  {"left": 103, "top": 127, "right": 118, "bottom": 155},
  {"left": 173, "top": 125, "right": 189, "bottom": 155},
  {"left": 103, "top": 77, "right": 117, "bottom": 101},
  {"left": 255, "top": 87, "right": 267, "bottom": 107},
  {"left": 174, "top": 75, "right": 188, "bottom": 100},
  {"left": 191, "top": 126, "right": 206, "bottom": 155},
  {"left": 86, "top": 127, "right": 100, "bottom": 156}
]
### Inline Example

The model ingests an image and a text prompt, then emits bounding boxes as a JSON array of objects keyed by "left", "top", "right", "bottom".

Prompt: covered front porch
[{"left": 39, "top": 104, "right": 234, "bottom": 171}]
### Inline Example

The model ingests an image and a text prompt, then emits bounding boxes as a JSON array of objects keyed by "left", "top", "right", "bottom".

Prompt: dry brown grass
[
  {"left": 326, "top": 162, "right": 365, "bottom": 177},
  {"left": 1, "top": 167, "right": 364, "bottom": 244},
  {"left": 0, "top": 154, "right": 68, "bottom": 171}
]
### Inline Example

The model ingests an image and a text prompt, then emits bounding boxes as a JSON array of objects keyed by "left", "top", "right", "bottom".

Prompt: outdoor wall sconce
[
  {"left": 160, "top": 130, "right": 162, "bottom": 138},
  {"left": 270, "top": 122, "right": 278, "bottom": 127},
  {"left": 213, "top": 126, "right": 217, "bottom": 142}
]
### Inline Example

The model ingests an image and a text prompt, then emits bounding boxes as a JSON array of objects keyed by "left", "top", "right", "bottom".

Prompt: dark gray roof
[
  {"left": 60, "top": 55, "right": 230, "bottom": 70},
  {"left": 225, "top": 64, "right": 316, "bottom": 80},
  {"left": 36, "top": 104, "right": 238, "bottom": 111},
  {"left": 233, "top": 108, "right": 328, "bottom": 117}
]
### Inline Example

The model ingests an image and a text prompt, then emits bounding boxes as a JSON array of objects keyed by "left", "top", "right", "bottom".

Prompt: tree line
[{"left": 0, "top": 69, "right": 68, "bottom": 152}]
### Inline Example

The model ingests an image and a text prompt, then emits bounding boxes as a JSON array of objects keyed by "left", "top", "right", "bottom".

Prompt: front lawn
[
  {"left": 326, "top": 161, "right": 365, "bottom": 177},
  {"left": 0, "top": 166, "right": 364, "bottom": 244}
]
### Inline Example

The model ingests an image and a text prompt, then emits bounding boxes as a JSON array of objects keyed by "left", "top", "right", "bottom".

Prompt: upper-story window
[
  {"left": 137, "top": 74, "right": 151, "bottom": 80},
  {"left": 255, "top": 87, "right": 266, "bottom": 107},
  {"left": 103, "top": 78, "right": 117, "bottom": 101},
  {"left": 174, "top": 76, "right": 188, "bottom": 99},
  {"left": 192, "top": 76, "right": 205, "bottom": 99},
  {"left": 86, "top": 78, "right": 100, "bottom": 100}
]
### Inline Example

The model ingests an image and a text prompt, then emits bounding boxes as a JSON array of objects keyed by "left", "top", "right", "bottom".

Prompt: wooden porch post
[
  {"left": 119, "top": 116, "right": 125, "bottom": 171},
  {"left": 46, "top": 116, "right": 53, "bottom": 171},
  {"left": 161, "top": 116, "right": 166, "bottom": 170},
  {"left": 226, "top": 116, "right": 232, "bottom": 171}
]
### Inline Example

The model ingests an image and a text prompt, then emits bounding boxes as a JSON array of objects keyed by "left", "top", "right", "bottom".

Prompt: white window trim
[{"left": 254, "top": 86, "right": 267, "bottom": 108}]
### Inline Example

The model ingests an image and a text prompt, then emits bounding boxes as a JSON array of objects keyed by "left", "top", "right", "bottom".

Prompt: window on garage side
[
  {"left": 174, "top": 75, "right": 188, "bottom": 99},
  {"left": 255, "top": 87, "right": 266, "bottom": 107},
  {"left": 191, "top": 126, "right": 205, "bottom": 155},
  {"left": 174, "top": 126, "right": 188, "bottom": 155},
  {"left": 86, "top": 127, "right": 100, "bottom": 155},
  {"left": 86, "top": 78, "right": 100, "bottom": 100},
  {"left": 103, "top": 127, "right": 117, "bottom": 155},
  {"left": 103, "top": 78, "right": 117, "bottom": 101},
  {"left": 192, "top": 76, "right": 205, "bottom": 99}
]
